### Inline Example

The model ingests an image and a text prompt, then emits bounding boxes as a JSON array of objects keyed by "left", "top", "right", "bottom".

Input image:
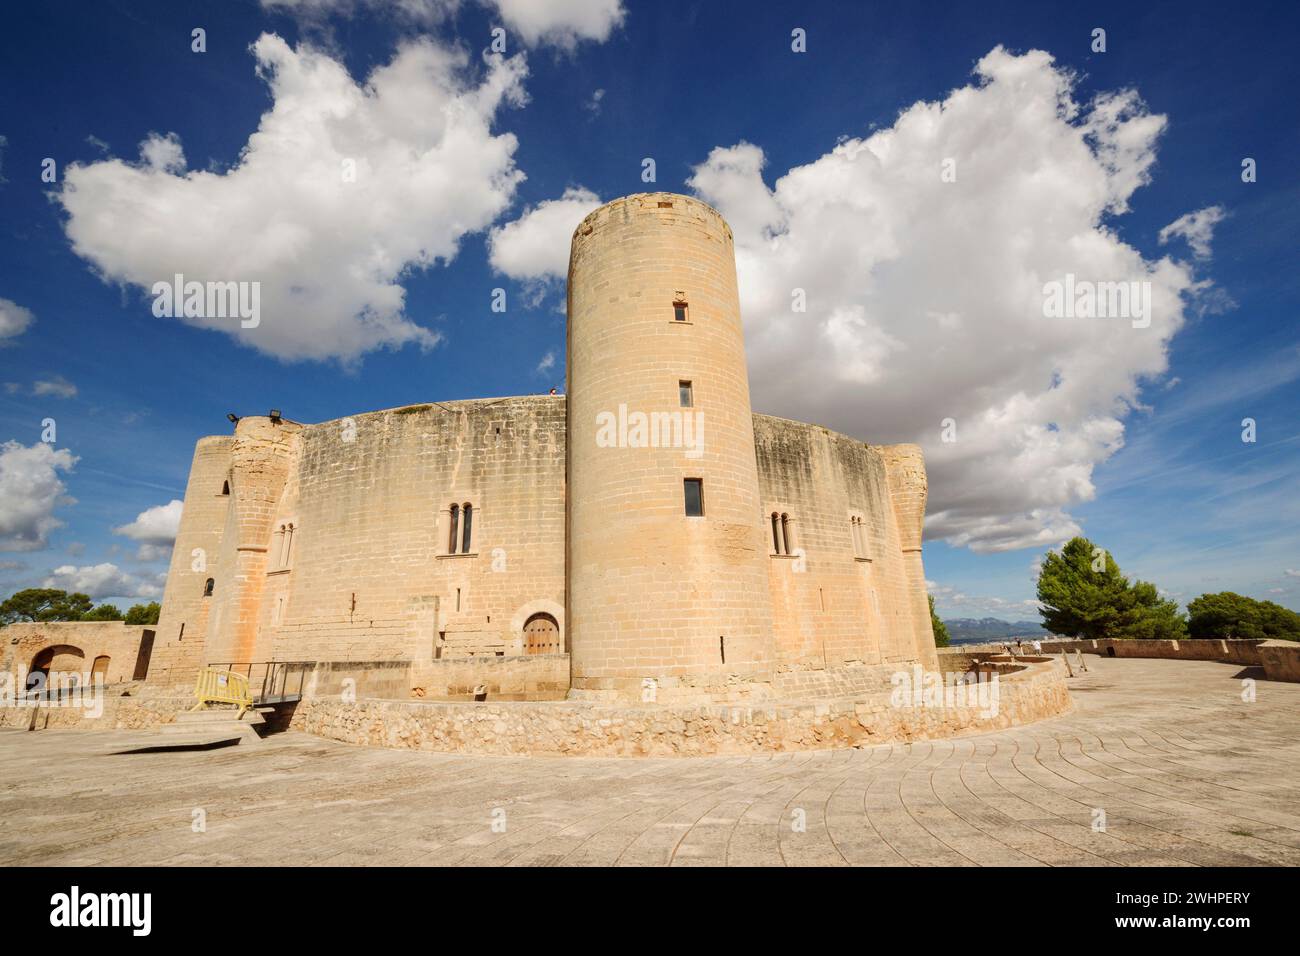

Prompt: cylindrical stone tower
[
  {"left": 205, "top": 415, "right": 301, "bottom": 665},
  {"left": 150, "top": 435, "right": 234, "bottom": 688},
  {"left": 566, "top": 193, "right": 776, "bottom": 702},
  {"left": 882, "top": 444, "right": 941, "bottom": 673}
]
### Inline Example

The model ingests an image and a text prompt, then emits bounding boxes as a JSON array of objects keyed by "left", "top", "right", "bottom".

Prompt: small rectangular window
[
  {"left": 684, "top": 478, "right": 704, "bottom": 516},
  {"left": 679, "top": 380, "right": 693, "bottom": 407},
  {"left": 673, "top": 302, "right": 688, "bottom": 322}
]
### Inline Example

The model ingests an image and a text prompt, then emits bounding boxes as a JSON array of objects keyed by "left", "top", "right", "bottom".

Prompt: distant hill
[{"left": 943, "top": 617, "right": 1048, "bottom": 644}]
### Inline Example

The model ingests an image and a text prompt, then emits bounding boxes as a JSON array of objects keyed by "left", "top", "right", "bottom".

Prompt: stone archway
[
  {"left": 28, "top": 644, "right": 85, "bottom": 695},
  {"left": 522, "top": 613, "right": 561, "bottom": 655},
  {"left": 509, "top": 599, "right": 565, "bottom": 655}
]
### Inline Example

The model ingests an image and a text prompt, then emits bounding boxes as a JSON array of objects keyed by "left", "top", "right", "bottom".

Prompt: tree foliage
[
  {"left": 928, "top": 594, "right": 951, "bottom": 648},
  {"left": 1187, "top": 592, "right": 1300, "bottom": 641},
  {"left": 0, "top": 588, "right": 94, "bottom": 625},
  {"left": 0, "top": 588, "right": 144, "bottom": 626},
  {"left": 125, "top": 601, "right": 161, "bottom": 625},
  {"left": 82, "top": 603, "right": 124, "bottom": 621},
  {"left": 1036, "top": 537, "right": 1185, "bottom": 640}
]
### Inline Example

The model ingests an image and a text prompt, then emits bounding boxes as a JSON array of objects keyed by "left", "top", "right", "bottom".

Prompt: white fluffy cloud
[
  {"left": 32, "top": 376, "right": 78, "bottom": 399},
  {"left": 490, "top": 0, "right": 624, "bottom": 48},
  {"left": 114, "top": 499, "right": 183, "bottom": 561},
  {"left": 488, "top": 186, "right": 602, "bottom": 280},
  {"left": 261, "top": 0, "right": 625, "bottom": 48},
  {"left": 114, "top": 499, "right": 182, "bottom": 542},
  {"left": 1159, "top": 205, "right": 1226, "bottom": 260},
  {"left": 0, "top": 297, "right": 34, "bottom": 343},
  {"left": 0, "top": 441, "right": 78, "bottom": 552},
  {"left": 59, "top": 34, "right": 528, "bottom": 362},
  {"left": 687, "top": 47, "right": 1214, "bottom": 553},
  {"left": 44, "top": 563, "right": 163, "bottom": 600}
]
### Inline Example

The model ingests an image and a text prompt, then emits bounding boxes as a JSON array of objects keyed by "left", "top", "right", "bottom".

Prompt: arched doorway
[
  {"left": 28, "top": 645, "right": 85, "bottom": 695},
  {"left": 522, "top": 613, "right": 560, "bottom": 655},
  {"left": 91, "top": 655, "right": 111, "bottom": 683}
]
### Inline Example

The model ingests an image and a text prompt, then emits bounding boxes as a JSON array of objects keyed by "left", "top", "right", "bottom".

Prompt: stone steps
[{"left": 152, "top": 706, "right": 267, "bottom": 747}]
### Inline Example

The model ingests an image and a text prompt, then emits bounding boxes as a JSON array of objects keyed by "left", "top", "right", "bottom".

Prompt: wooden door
[{"left": 523, "top": 614, "right": 560, "bottom": 655}]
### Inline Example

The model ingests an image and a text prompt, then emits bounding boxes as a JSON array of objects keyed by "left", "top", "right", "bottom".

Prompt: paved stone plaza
[{"left": 2, "top": 657, "right": 1298, "bottom": 866}]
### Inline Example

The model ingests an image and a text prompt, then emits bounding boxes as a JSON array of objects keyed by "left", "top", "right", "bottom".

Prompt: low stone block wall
[
  {"left": 0, "top": 691, "right": 191, "bottom": 731},
  {"left": 408, "top": 654, "right": 568, "bottom": 701},
  {"left": 290, "top": 658, "right": 1072, "bottom": 756},
  {"left": 771, "top": 662, "right": 898, "bottom": 699},
  {"left": 1040, "top": 638, "right": 1265, "bottom": 666},
  {"left": 300, "top": 660, "right": 412, "bottom": 700},
  {"left": 1258, "top": 641, "right": 1300, "bottom": 682}
]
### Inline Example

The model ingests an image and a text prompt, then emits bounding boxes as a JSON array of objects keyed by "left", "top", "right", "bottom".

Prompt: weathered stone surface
[
  {"left": 2, "top": 657, "right": 1296, "bottom": 867},
  {"left": 286, "top": 657, "right": 1070, "bottom": 757}
]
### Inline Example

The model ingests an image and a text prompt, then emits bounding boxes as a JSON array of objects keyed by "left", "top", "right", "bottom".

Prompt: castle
[{"left": 142, "top": 192, "right": 939, "bottom": 703}]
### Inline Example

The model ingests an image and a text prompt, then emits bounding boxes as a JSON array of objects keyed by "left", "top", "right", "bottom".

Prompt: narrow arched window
[
  {"left": 448, "top": 505, "right": 460, "bottom": 554},
  {"left": 781, "top": 514, "right": 794, "bottom": 555},
  {"left": 770, "top": 513, "right": 781, "bottom": 554},
  {"left": 284, "top": 523, "right": 294, "bottom": 566},
  {"left": 203, "top": 578, "right": 214, "bottom": 597},
  {"left": 221, "top": 480, "right": 230, "bottom": 495},
  {"left": 850, "top": 515, "right": 868, "bottom": 558},
  {"left": 461, "top": 503, "right": 473, "bottom": 553},
  {"left": 275, "top": 524, "right": 287, "bottom": 566}
]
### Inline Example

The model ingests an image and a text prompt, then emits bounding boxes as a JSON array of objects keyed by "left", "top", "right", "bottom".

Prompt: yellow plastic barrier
[{"left": 191, "top": 668, "right": 253, "bottom": 716}]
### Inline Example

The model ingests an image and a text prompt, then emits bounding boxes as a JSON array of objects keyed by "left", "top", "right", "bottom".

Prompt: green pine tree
[
  {"left": 928, "top": 594, "right": 950, "bottom": 648},
  {"left": 1037, "top": 537, "right": 1185, "bottom": 640}
]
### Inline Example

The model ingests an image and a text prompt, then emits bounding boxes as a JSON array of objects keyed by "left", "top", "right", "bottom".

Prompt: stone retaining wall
[
  {"left": 289, "top": 658, "right": 1072, "bottom": 757},
  {"left": 408, "top": 654, "right": 569, "bottom": 701},
  {"left": 1257, "top": 641, "right": 1300, "bottom": 682},
  {"left": 770, "top": 662, "right": 899, "bottom": 700},
  {"left": 0, "top": 692, "right": 191, "bottom": 731},
  {"left": 1039, "top": 638, "right": 1266, "bottom": 666}
]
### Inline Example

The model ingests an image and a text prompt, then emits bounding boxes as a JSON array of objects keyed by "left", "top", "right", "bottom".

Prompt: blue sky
[{"left": 0, "top": 0, "right": 1296, "bottom": 618}]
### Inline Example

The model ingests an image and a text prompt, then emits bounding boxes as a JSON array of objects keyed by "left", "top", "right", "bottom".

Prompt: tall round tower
[{"left": 566, "top": 193, "right": 775, "bottom": 702}]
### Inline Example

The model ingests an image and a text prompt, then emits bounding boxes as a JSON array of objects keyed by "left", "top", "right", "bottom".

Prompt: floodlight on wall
[
  {"left": 269, "top": 409, "right": 282, "bottom": 423},
  {"left": 227, "top": 413, "right": 240, "bottom": 424}
]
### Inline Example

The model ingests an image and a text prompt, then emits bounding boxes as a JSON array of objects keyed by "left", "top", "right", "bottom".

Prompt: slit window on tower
[
  {"left": 221, "top": 480, "right": 230, "bottom": 495},
  {"left": 684, "top": 479, "right": 704, "bottom": 517},
  {"left": 461, "top": 503, "right": 473, "bottom": 553},
  {"left": 679, "top": 380, "right": 693, "bottom": 408},
  {"left": 673, "top": 301, "right": 688, "bottom": 323},
  {"left": 448, "top": 505, "right": 460, "bottom": 554},
  {"left": 771, "top": 512, "right": 782, "bottom": 553},
  {"left": 203, "top": 578, "right": 214, "bottom": 597}
]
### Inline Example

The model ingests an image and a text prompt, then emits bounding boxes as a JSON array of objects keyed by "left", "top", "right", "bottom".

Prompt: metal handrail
[{"left": 208, "top": 661, "right": 312, "bottom": 704}]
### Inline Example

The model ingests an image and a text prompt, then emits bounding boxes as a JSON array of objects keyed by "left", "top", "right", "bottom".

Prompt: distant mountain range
[{"left": 942, "top": 617, "right": 1048, "bottom": 644}]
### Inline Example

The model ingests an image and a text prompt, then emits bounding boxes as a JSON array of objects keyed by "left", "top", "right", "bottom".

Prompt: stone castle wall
[
  {"left": 753, "top": 415, "right": 937, "bottom": 676},
  {"left": 1, "top": 621, "right": 154, "bottom": 688},
  {"left": 241, "top": 397, "right": 564, "bottom": 668},
  {"left": 140, "top": 192, "right": 939, "bottom": 708}
]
